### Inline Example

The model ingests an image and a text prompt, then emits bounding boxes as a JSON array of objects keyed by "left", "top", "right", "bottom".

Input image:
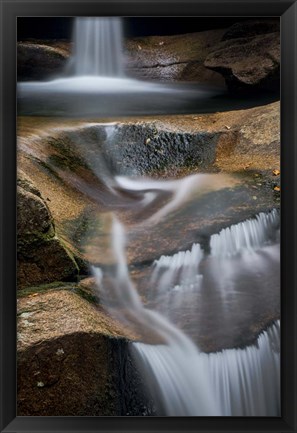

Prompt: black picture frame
[{"left": 1, "top": 0, "right": 296, "bottom": 432}]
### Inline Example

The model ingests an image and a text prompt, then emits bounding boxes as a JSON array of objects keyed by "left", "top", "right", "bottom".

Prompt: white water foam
[{"left": 210, "top": 209, "right": 279, "bottom": 258}]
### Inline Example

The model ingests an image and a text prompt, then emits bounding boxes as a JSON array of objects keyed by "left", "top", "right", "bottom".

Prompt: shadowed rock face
[
  {"left": 17, "top": 290, "right": 153, "bottom": 416},
  {"left": 221, "top": 19, "right": 280, "bottom": 41},
  {"left": 124, "top": 30, "right": 225, "bottom": 85},
  {"left": 17, "top": 42, "right": 70, "bottom": 81},
  {"left": 205, "top": 20, "right": 280, "bottom": 94},
  {"left": 17, "top": 177, "right": 79, "bottom": 289}
]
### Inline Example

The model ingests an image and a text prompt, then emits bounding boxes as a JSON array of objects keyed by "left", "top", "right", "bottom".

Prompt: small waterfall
[
  {"left": 134, "top": 320, "right": 280, "bottom": 416},
  {"left": 18, "top": 20, "right": 223, "bottom": 116},
  {"left": 93, "top": 217, "right": 222, "bottom": 416},
  {"left": 151, "top": 243, "right": 204, "bottom": 293},
  {"left": 132, "top": 336, "right": 221, "bottom": 416},
  {"left": 206, "top": 321, "right": 280, "bottom": 416},
  {"left": 72, "top": 17, "right": 124, "bottom": 76},
  {"left": 93, "top": 211, "right": 280, "bottom": 416},
  {"left": 210, "top": 209, "right": 279, "bottom": 258}
]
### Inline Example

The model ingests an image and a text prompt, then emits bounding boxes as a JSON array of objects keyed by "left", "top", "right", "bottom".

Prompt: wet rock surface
[
  {"left": 17, "top": 101, "right": 280, "bottom": 269},
  {"left": 17, "top": 101, "right": 280, "bottom": 404},
  {"left": 17, "top": 30, "right": 225, "bottom": 86},
  {"left": 16, "top": 18, "right": 280, "bottom": 417},
  {"left": 17, "top": 289, "right": 153, "bottom": 416}
]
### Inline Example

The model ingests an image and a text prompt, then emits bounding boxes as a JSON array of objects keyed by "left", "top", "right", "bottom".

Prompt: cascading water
[
  {"left": 151, "top": 243, "right": 204, "bottom": 293},
  {"left": 93, "top": 217, "right": 223, "bottom": 416},
  {"left": 92, "top": 200, "right": 280, "bottom": 416},
  {"left": 31, "top": 123, "right": 279, "bottom": 415},
  {"left": 210, "top": 209, "right": 280, "bottom": 257},
  {"left": 134, "top": 320, "right": 280, "bottom": 416},
  {"left": 18, "top": 13, "right": 281, "bottom": 418},
  {"left": 72, "top": 18, "right": 124, "bottom": 76}
]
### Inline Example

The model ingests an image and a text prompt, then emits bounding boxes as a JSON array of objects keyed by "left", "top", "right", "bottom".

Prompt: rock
[
  {"left": 204, "top": 21, "right": 280, "bottom": 94},
  {"left": 18, "top": 238, "right": 78, "bottom": 289},
  {"left": 17, "top": 289, "right": 153, "bottom": 416},
  {"left": 17, "top": 185, "right": 55, "bottom": 244},
  {"left": 124, "top": 30, "right": 225, "bottom": 85},
  {"left": 17, "top": 177, "right": 79, "bottom": 289},
  {"left": 222, "top": 19, "right": 280, "bottom": 41},
  {"left": 17, "top": 101, "right": 280, "bottom": 269},
  {"left": 17, "top": 41, "right": 70, "bottom": 81}
]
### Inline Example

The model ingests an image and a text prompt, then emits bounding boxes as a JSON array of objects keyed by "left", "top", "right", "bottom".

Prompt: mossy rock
[{"left": 17, "top": 180, "right": 80, "bottom": 289}]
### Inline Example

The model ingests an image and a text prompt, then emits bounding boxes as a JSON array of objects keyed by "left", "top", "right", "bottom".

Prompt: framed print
[{"left": 1, "top": 0, "right": 296, "bottom": 432}]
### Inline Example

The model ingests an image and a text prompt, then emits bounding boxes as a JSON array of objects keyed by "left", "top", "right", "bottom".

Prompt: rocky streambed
[
  {"left": 16, "top": 17, "right": 281, "bottom": 416},
  {"left": 17, "top": 97, "right": 280, "bottom": 415}
]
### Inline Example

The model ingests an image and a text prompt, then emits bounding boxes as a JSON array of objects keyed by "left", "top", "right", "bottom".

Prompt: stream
[{"left": 17, "top": 16, "right": 280, "bottom": 416}]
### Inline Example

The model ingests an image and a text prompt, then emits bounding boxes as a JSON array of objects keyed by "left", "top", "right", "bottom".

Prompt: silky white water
[
  {"left": 134, "top": 320, "right": 280, "bottom": 416},
  {"left": 18, "top": 15, "right": 280, "bottom": 415},
  {"left": 27, "top": 124, "right": 279, "bottom": 415},
  {"left": 92, "top": 200, "right": 280, "bottom": 416},
  {"left": 151, "top": 243, "right": 204, "bottom": 293},
  {"left": 72, "top": 17, "right": 124, "bottom": 76},
  {"left": 93, "top": 217, "right": 222, "bottom": 416},
  {"left": 210, "top": 209, "right": 280, "bottom": 257}
]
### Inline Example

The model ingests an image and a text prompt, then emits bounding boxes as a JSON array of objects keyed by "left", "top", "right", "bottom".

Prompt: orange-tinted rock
[{"left": 17, "top": 178, "right": 79, "bottom": 289}]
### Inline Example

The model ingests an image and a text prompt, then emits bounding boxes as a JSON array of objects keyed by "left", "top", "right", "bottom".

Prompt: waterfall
[
  {"left": 93, "top": 209, "right": 280, "bottom": 416},
  {"left": 210, "top": 209, "right": 279, "bottom": 258},
  {"left": 93, "top": 217, "right": 222, "bottom": 416},
  {"left": 151, "top": 243, "right": 204, "bottom": 293},
  {"left": 72, "top": 17, "right": 124, "bottom": 76},
  {"left": 133, "top": 320, "right": 280, "bottom": 416},
  {"left": 18, "top": 19, "right": 222, "bottom": 116},
  {"left": 207, "top": 209, "right": 280, "bottom": 295}
]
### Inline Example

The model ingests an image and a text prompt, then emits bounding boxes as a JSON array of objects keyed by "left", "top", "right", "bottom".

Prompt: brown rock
[
  {"left": 17, "top": 178, "right": 79, "bottom": 289},
  {"left": 124, "top": 30, "right": 226, "bottom": 85},
  {"left": 17, "top": 101, "right": 280, "bottom": 269},
  {"left": 205, "top": 29, "right": 280, "bottom": 94},
  {"left": 17, "top": 32, "right": 226, "bottom": 86},
  {"left": 17, "top": 290, "right": 151, "bottom": 416},
  {"left": 17, "top": 185, "right": 55, "bottom": 245},
  {"left": 17, "top": 238, "right": 78, "bottom": 288}
]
